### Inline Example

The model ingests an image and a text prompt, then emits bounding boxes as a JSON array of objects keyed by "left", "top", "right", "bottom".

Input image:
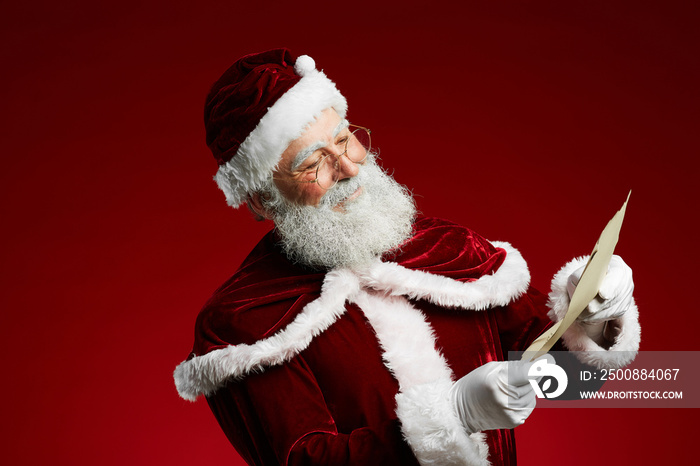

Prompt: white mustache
[{"left": 318, "top": 158, "right": 373, "bottom": 208}]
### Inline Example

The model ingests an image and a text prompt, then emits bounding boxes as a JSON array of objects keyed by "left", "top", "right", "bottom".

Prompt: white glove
[
  {"left": 567, "top": 255, "right": 634, "bottom": 322},
  {"left": 567, "top": 255, "right": 634, "bottom": 345},
  {"left": 449, "top": 361, "right": 536, "bottom": 434}
]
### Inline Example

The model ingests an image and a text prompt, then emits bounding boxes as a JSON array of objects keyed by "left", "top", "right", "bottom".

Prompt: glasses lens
[
  {"left": 347, "top": 128, "right": 371, "bottom": 163},
  {"left": 316, "top": 156, "right": 340, "bottom": 190},
  {"left": 313, "top": 127, "right": 371, "bottom": 190}
]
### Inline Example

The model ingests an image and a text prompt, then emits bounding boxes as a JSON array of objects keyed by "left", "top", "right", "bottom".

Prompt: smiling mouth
[{"left": 333, "top": 186, "right": 363, "bottom": 212}]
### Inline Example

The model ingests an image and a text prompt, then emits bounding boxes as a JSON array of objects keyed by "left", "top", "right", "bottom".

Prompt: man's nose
[{"left": 334, "top": 151, "right": 360, "bottom": 181}]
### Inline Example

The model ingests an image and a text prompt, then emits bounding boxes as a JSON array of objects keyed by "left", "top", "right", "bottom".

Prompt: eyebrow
[
  {"left": 334, "top": 119, "right": 350, "bottom": 137},
  {"left": 290, "top": 119, "right": 350, "bottom": 171}
]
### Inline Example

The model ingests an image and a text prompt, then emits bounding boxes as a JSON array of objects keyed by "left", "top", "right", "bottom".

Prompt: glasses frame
[{"left": 288, "top": 124, "right": 372, "bottom": 190}]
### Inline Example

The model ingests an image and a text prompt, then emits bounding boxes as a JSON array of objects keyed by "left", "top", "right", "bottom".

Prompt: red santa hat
[{"left": 204, "top": 48, "right": 348, "bottom": 207}]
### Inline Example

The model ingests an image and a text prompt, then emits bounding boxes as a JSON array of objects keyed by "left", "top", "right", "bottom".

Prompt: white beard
[{"left": 260, "top": 159, "right": 417, "bottom": 270}]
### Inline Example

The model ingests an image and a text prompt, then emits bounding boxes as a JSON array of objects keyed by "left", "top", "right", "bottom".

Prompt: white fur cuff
[
  {"left": 547, "top": 257, "right": 641, "bottom": 369},
  {"left": 395, "top": 380, "right": 490, "bottom": 466}
]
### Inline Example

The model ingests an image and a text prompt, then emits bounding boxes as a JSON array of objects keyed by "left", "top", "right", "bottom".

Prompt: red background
[{"left": 2, "top": 1, "right": 697, "bottom": 464}]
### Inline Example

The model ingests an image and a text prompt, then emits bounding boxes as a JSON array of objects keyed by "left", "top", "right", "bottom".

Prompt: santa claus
[{"left": 174, "top": 49, "right": 640, "bottom": 465}]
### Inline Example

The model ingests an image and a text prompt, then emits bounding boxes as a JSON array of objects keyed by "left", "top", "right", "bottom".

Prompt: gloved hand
[
  {"left": 567, "top": 255, "right": 634, "bottom": 345},
  {"left": 449, "top": 361, "right": 536, "bottom": 434},
  {"left": 567, "top": 255, "right": 634, "bottom": 323}
]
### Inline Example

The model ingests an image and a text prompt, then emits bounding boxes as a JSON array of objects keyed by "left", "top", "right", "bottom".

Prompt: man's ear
[{"left": 247, "top": 192, "right": 274, "bottom": 221}]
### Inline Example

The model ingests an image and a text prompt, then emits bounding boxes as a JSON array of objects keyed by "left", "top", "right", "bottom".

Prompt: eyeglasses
[{"left": 288, "top": 124, "right": 372, "bottom": 190}]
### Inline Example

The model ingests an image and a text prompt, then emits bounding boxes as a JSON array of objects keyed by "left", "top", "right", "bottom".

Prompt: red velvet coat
[{"left": 174, "top": 218, "right": 632, "bottom": 465}]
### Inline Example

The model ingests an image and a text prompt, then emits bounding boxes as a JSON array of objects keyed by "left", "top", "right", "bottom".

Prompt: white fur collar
[
  {"left": 358, "top": 241, "right": 530, "bottom": 310},
  {"left": 174, "top": 242, "right": 529, "bottom": 401}
]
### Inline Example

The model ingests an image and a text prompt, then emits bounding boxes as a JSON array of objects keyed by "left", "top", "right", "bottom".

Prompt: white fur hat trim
[{"left": 214, "top": 55, "right": 347, "bottom": 208}]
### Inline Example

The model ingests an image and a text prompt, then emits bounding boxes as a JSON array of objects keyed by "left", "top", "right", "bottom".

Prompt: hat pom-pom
[{"left": 294, "top": 55, "right": 316, "bottom": 77}]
